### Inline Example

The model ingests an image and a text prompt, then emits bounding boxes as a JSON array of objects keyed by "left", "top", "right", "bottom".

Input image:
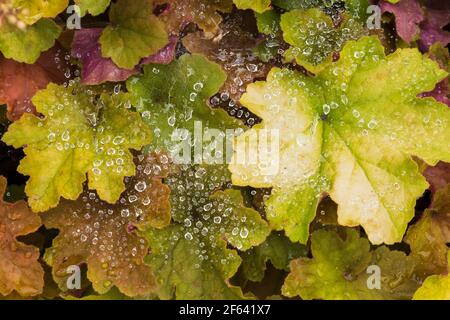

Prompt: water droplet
[
  {"left": 134, "top": 181, "right": 147, "bottom": 192},
  {"left": 239, "top": 228, "right": 249, "bottom": 239}
]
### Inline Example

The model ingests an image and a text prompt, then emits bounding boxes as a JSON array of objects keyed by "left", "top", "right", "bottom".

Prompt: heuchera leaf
[
  {"left": 229, "top": 36, "right": 450, "bottom": 245},
  {"left": 421, "top": 43, "right": 450, "bottom": 107},
  {"left": 419, "top": 4, "right": 450, "bottom": 51},
  {"left": 381, "top": 0, "right": 450, "bottom": 50},
  {"left": 127, "top": 54, "right": 244, "bottom": 150},
  {"left": 405, "top": 185, "right": 450, "bottom": 278},
  {"left": 280, "top": 8, "right": 366, "bottom": 73},
  {"left": 74, "top": 0, "right": 110, "bottom": 16},
  {"left": 380, "top": 0, "right": 424, "bottom": 44},
  {"left": 72, "top": 28, "right": 139, "bottom": 85},
  {"left": 99, "top": 0, "right": 169, "bottom": 69},
  {"left": 283, "top": 229, "right": 420, "bottom": 300},
  {"left": 424, "top": 162, "right": 450, "bottom": 193},
  {"left": 241, "top": 232, "right": 307, "bottom": 282},
  {"left": 0, "top": 176, "right": 44, "bottom": 297},
  {"left": 2, "top": 84, "right": 152, "bottom": 212},
  {"left": 144, "top": 164, "right": 270, "bottom": 299},
  {"left": 273, "top": 0, "right": 369, "bottom": 21},
  {"left": 0, "top": 44, "right": 69, "bottom": 121},
  {"left": 157, "top": 0, "right": 233, "bottom": 38},
  {"left": 72, "top": 29, "right": 178, "bottom": 85},
  {"left": 13, "top": 0, "right": 68, "bottom": 25},
  {"left": 413, "top": 251, "right": 450, "bottom": 300},
  {"left": 43, "top": 153, "right": 171, "bottom": 296},
  {"left": 0, "top": 19, "right": 61, "bottom": 64},
  {"left": 182, "top": 16, "right": 271, "bottom": 102},
  {"left": 256, "top": 10, "right": 281, "bottom": 36},
  {"left": 233, "top": 0, "right": 271, "bottom": 14},
  {"left": 141, "top": 35, "right": 178, "bottom": 66}
]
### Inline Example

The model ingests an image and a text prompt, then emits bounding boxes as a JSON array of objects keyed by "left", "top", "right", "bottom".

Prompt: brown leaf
[
  {"left": 183, "top": 13, "right": 271, "bottom": 102},
  {"left": 423, "top": 161, "right": 450, "bottom": 194},
  {"left": 0, "top": 44, "right": 69, "bottom": 121},
  {"left": 0, "top": 176, "right": 44, "bottom": 297},
  {"left": 405, "top": 184, "right": 450, "bottom": 279},
  {"left": 157, "top": 0, "right": 233, "bottom": 38},
  {"left": 43, "top": 153, "right": 171, "bottom": 297}
]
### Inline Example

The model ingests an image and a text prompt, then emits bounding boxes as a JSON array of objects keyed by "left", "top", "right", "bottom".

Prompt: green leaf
[
  {"left": 413, "top": 251, "right": 450, "bottom": 300},
  {"left": 2, "top": 84, "right": 152, "bottom": 212},
  {"left": 273, "top": 0, "right": 369, "bottom": 21},
  {"left": 74, "top": 0, "right": 111, "bottom": 16},
  {"left": 283, "top": 229, "right": 420, "bottom": 299},
  {"left": 281, "top": 8, "right": 366, "bottom": 73},
  {"left": 241, "top": 232, "right": 307, "bottom": 282},
  {"left": 229, "top": 36, "right": 450, "bottom": 245},
  {"left": 256, "top": 10, "right": 281, "bottom": 36},
  {"left": 13, "top": 0, "right": 68, "bottom": 25},
  {"left": 233, "top": 0, "right": 271, "bottom": 13},
  {"left": 144, "top": 165, "right": 270, "bottom": 299},
  {"left": 344, "top": 0, "right": 370, "bottom": 21},
  {"left": 0, "top": 19, "right": 61, "bottom": 64},
  {"left": 99, "top": 0, "right": 168, "bottom": 69},
  {"left": 127, "top": 54, "right": 245, "bottom": 151}
]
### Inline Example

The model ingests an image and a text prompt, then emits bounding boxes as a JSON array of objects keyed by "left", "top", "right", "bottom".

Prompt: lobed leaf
[
  {"left": 413, "top": 252, "right": 450, "bottom": 300},
  {"left": 405, "top": 184, "right": 450, "bottom": 278},
  {"left": 0, "top": 44, "right": 69, "bottom": 121},
  {"left": 2, "top": 84, "right": 152, "bottom": 212},
  {"left": 43, "top": 153, "right": 171, "bottom": 297},
  {"left": 0, "top": 176, "right": 44, "bottom": 297},
  {"left": 144, "top": 164, "right": 270, "bottom": 299},
  {"left": 157, "top": 0, "right": 233, "bottom": 38},
  {"left": 233, "top": 0, "right": 271, "bottom": 13},
  {"left": 99, "top": 0, "right": 169, "bottom": 69},
  {"left": 74, "top": 0, "right": 110, "bottom": 16},
  {"left": 283, "top": 229, "right": 420, "bottom": 299},
  {"left": 229, "top": 36, "right": 450, "bottom": 245},
  {"left": 241, "top": 232, "right": 307, "bottom": 282},
  {"left": 13, "top": 0, "right": 68, "bottom": 25},
  {"left": 183, "top": 13, "right": 272, "bottom": 103},
  {"left": 127, "top": 54, "right": 244, "bottom": 150},
  {"left": 0, "top": 19, "right": 61, "bottom": 64},
  {"left": 281, "top": 8, "right": 366, "bottom": 73}
]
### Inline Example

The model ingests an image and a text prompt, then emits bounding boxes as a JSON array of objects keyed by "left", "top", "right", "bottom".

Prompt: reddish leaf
[
  {"left": 0, "top": 44, "right": 69, "bottom": 121},
  {"left": 424, "top": 162, "right": 450, "bottom": 193},
  {"left": 0, "top": 176, "right": 44, "bottom": 297},
  {"left": 71, "top": 28, "right": 139, "bottom": 85},
  {"left": 72, "top": 29, "right": 178, "bottom": 85}
]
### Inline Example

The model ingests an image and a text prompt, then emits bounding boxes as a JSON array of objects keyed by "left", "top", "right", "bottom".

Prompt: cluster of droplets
[
  {"left": 0, "top": 0, "right": 25, "bottom": 29},
  {"left": 288, "top": 13, "right": 364, "bottom": 67},
  {"left": 184, "top": 12, "right": 270, "bottom": 103},
  {"left": 43, "top": 84, "right": 148, "bottom": 179},
  {"left": 210, "top": 92, "right": 261, "bottom": 127},
  {"left": 163, "top": 165, "right": 256, "bottom": 268},
  {"left": 52, "top": 153, "right": 170, "bottom": 290}
]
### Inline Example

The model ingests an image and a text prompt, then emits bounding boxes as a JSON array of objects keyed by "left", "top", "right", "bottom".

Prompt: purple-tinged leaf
[
  {"left": 419, "top": 9, "right": 450, "bottom": 51},
  {"left": 72, "top": 29, "right": 178, "bottom": 85},
  {"left": 142, "top": 35, "right": 177, "bottom": 65},
  {"left": 380, "top": 0, "right": 424, "bottom": 44},
  {"left": 72, "top": 28, "right": 138, "bottom": 85}
]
